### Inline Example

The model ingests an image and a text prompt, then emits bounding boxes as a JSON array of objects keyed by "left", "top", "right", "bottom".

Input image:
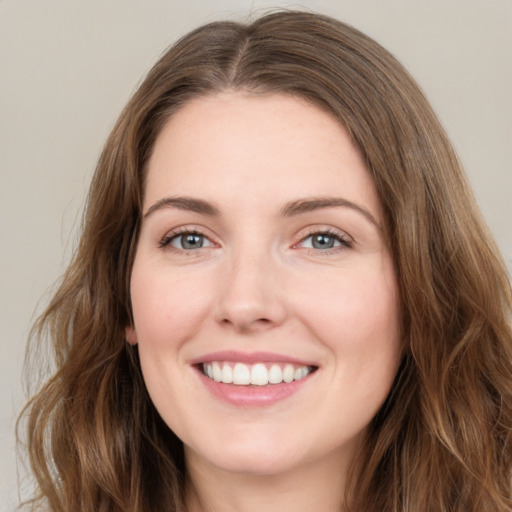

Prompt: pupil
[
  {"left": 182, "top": 234, "right": 203, "bottom": 249},
  {"left": 313, "top": 234, "right": 334, "bottom": 249}
]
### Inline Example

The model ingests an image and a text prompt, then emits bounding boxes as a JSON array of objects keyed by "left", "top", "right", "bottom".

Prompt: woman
[{"left": 19, "top": 10, "right": 512, "bottom": 512}]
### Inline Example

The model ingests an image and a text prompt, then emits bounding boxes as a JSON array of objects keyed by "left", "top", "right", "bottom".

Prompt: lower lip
[{"left": 195, "top": 368, "right": 313, "bottom": 407}]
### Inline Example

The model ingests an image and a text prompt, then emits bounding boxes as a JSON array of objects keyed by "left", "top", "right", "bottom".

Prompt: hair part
[{"left": 19, "top": 10, "right": 512, "bottom": 511}]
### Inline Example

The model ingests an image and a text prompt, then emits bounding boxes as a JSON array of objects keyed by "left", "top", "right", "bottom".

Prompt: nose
[{"left": 214, "top": 248, "right": 287, "bottom": 334}]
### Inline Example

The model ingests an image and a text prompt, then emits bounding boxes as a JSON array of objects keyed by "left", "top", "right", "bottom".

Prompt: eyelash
[
  {"left": 159, "top": 228, "right": 212, "bottom": 251},
  {"left": 158, "top": 227, "right": 352, "bottom": 254},
  {"left": 296, "top": 228, "right": 352, "bottom": 254}
]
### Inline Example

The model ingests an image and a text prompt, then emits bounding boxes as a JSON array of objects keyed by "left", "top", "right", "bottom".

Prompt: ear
[{"left": 125, "top": 326, "right": 138, "bottom": 345}]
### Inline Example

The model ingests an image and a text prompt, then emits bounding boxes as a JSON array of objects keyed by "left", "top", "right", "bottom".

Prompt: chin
[{"left": 186, "top": 435, "right": 305, "bottom": 477}]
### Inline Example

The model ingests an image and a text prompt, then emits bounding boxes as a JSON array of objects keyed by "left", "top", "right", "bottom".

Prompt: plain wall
[{"left": 1, "top": 0, "right": 511, "bottom": 509}]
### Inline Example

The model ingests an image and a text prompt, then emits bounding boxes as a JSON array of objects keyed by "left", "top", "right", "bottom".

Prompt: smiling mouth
[{"left": 201, "top": 361, "right": 317, "bottom": 386}]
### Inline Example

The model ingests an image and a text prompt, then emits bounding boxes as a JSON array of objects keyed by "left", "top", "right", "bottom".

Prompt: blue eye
[
  {"left": 300, "top": 232, "right": 350, "bottom": 250},
  {"left": 161, "top": 231, "right": 213, "bottom": 250}
]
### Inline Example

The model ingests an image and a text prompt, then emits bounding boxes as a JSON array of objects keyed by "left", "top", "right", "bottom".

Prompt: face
[{"left": 127, "top": 92, "right": 401, "bottom": 479}]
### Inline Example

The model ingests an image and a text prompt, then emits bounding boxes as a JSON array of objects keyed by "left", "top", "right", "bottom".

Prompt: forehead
[{"left": 145, "top": 91, "right": 382, "bottom": 219}]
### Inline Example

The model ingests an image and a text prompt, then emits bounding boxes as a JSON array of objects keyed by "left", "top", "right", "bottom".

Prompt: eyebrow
[
  {"left": 143, "top": 196, "right": 220, "bottom": 218},
  {"left": 143, "top": 195, "right": 379, "bottom": 228},
  {"left": 281, "top": 197, "right": 380, "bottom": 228}
]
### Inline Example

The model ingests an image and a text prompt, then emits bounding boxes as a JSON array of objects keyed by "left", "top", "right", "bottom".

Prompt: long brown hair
[{"left": 19, "top": 10, "right": 512, "bottom": 511}]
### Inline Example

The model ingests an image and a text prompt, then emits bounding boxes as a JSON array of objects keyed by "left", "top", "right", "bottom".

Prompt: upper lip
[{"left": 189, "top": 350, "right": 318, "bottom": 367}]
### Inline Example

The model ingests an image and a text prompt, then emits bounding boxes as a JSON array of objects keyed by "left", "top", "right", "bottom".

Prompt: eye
[
  {"left": 160, "top": 230, "right": 214, "bottom": 250},
  {"left": 298, "top": 231, "right": 351, "bottom": 251}
]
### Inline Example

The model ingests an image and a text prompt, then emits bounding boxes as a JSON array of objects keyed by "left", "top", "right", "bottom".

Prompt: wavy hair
[{"left": 19, "top": 10, "right": 512, "bottom": 512}]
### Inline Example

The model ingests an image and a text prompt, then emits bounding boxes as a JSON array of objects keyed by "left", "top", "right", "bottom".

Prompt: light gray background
[{"left": 1, "top": 1, "right": 511, "bottom": 509}]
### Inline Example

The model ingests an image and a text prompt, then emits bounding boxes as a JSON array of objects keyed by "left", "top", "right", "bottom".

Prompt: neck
[{"left": 184, "top": 447, "right": 352, "bottom": 512}]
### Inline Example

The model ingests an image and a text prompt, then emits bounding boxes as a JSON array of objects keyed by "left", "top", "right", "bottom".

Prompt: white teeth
[
  {"left": 202, "top": 361, "right": 314, "bottom": 386},
  {"left": 221, "top": 364, "right": 233, "bottom": 384},
  {"left": 283, "top": 364, "right": 294, "bottom": 383},
  {"left": 268, "top": 364, "right": 282, "bottom": 384},
  {"left": 212, "top": 362, "right": 222, "bottom": 382},
  {"left": 294, "top": 366, "right": 309, "bottom": 381},
  {"left": 233, "top": 362, "right": 251, "bottom": 385},
  {"left": 251, "top": 363, "right": 269, "bottom": 386}
]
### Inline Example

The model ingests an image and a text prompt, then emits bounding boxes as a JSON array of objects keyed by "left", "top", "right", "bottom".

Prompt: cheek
[
  {"left": 297, "top": 265, "right": 400, "bottom": 425},
  {"left": 294, "top": 264, "right": 400, "bottom": 351},
  {"left": 128, "top": 263, "right": 216, "bottom": 419},
  {"left": 129, "top": 261, "right": 219, "bottom": 362},
  {"left": 294, "top": 260, "right": 401, "bottom": 416}
]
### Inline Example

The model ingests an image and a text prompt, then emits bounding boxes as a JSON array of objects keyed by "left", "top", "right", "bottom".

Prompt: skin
[{"left": 126, "top": 91, "right": 401, "bottom": 512}]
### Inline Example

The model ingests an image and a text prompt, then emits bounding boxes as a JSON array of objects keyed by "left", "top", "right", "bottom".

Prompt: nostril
[
  {"left": 220, "top": 316, "right": 273, "bottom": 333},
  {"left": 221, "top": 317, "right": 270, "bottom": 324}
]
